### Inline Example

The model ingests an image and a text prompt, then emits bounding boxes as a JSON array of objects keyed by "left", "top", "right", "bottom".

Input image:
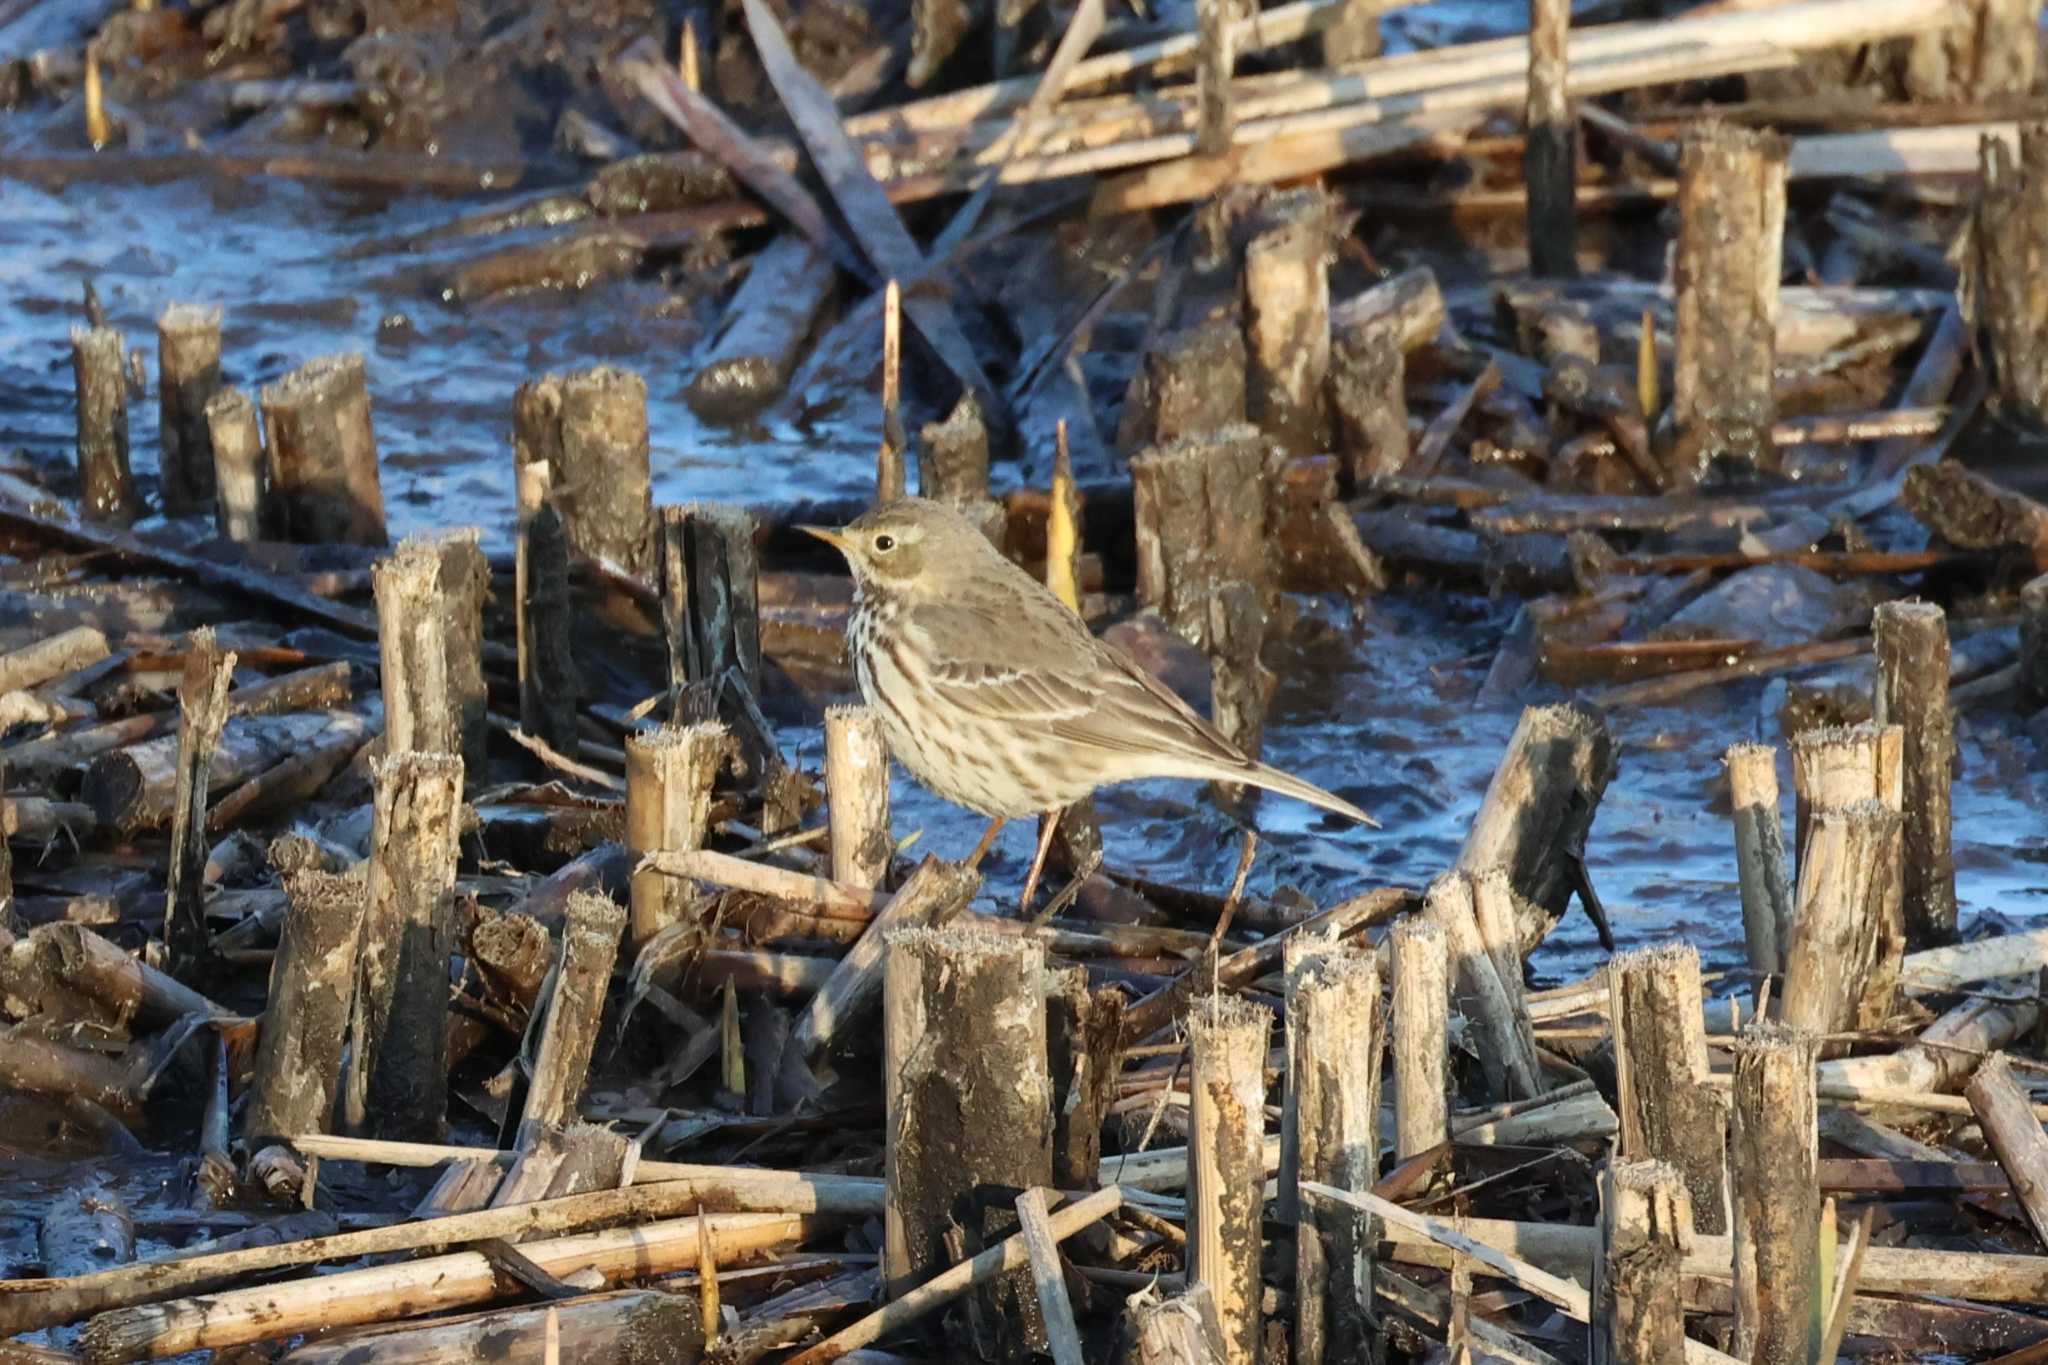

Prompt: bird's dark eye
[{"left": 873, "top": 534, "right": 895, "bottom": 552}]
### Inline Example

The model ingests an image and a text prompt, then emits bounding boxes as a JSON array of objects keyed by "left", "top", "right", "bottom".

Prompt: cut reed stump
[
  {"left": 656, "top": 502, "right": 764, "bottom": 721},
  {"left": 156, "top": 303, "right": 222, "bottom": 515},
  {"left": 71, "top": 323, "right": 141, "bottom": 526},
  {"left": 1284, "top": 938, "right": 1380, "bottom": 1365},
  {"left": 1789, "top": 721, "right": 1903, "bottom": 862},
  {"left": 883, "top": 925, "right": 1054, "bottom": 1358},
  {"left": 686, "top": 233, "right": 838, "bottom": 422},
  {"left": 374, "top": 531, "right": 488, "bottom": 773},
  {"left": 1329, "top": 309, "right": 1407, "bottom": 481},
  {"left": 1426, "top": 870, "right": 1541, "bottom": 1103},
  {"left": 1187, "top": 995, "right": 1270, "bottom": 1365},
  {"left": 1970, "top": 122, "right": 2048, "bottom": 426},
  {"left": 516, "top": 460, "right": 580, "bottom": 758},
  {"left": 513, "top": 366, "right": 656, "bottom": 579},
  {"left": 1784, "top": 799, "right": 1906, "bottom": 1035},
  {"left": 1524, "top": 0, "right": 1576, "bottom": 278},
  {"left": 824, "top": 704, "right": 891, "bottom": 892},
  {"left": 260, "top": 353, "right": 388, "bottom": 546},
  {"left": 1730, "top": 1023, "right": 1820, "bottom": 1365},
  {"left": 1124, "top": 1283, "right": 1228, "bottom": 1364},
  {"left": 1389, "top": 913, "right": 1448, "bottom": 1160},
  {"left": 1195, "top": 0, "right": 1239, "bottom": 155},
  {"left": 515, "top": 891, "right": 628, "bottom": 1147},
  {"left": 1724, "top": 742, "right": 1793, "bottom": 977},
  {"left": 1670, "top": 123, "right": 1788, "bottom": 485},
  {"left": 1118, "top": 316, "right": 1248, "bottom": 455},
  {"left": 625, "top": 723, "right": 727, "bottom": 951},
  {"left": 346, "top": 751, "right": 462, "bottom": 1140},
  {"left": 204, "top": 387, "right": 266, "bottom": 542},
  {"left": 163, "top": 632, "right": 235, "bottom": 981},
  {"left": 1966, "top": 1051, "right": 2048, "bottom": 1245},
  {"left": 1609, "top": 944, "right": 1728, "bottom": 1234},
  {"left": 1873, "top": 600, "right": 1956, "bottom": 948},
  {"left": 1600, "top": 1160, "right": 1689, "bottom": 1365},
  {"left": 1242, "top": 188, "right": 1335, "bottom": 455},
  {"left": 1457, "top": 701, "right": 1615, "bottom": 956},
  {"left": 1045, "top": 966, "right": 1123, "bottom": 1190},
  {"left": 245, "top": 870, "right": 367, "bottom": 1144}
]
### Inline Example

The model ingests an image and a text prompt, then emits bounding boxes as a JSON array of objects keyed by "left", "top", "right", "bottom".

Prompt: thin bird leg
[
  {"left": 1019, "top": 808, "right": 1065, "bottom": 912},
  {"left": 966, "top": 816, "right": 1008, "bottom": 870}
]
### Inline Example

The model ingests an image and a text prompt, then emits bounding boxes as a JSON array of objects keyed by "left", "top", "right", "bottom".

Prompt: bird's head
[{"left": 800, "top": 497, "right": 985, "bottom": 601}]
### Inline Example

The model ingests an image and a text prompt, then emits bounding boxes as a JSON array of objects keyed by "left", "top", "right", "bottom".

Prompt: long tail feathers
[{"left": 1239, "top": 762, "right": 1380, "bottom": 828}]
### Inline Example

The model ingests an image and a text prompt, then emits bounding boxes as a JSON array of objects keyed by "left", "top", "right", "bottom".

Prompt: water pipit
[{"left": 802, "top": 497, "right": 1377, "bottom": 907}]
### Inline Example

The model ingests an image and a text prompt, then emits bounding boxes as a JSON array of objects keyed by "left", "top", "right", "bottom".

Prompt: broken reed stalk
[
  {"left": 513, "top": 367, "right": 655, "bottom": 578},
  {"left": 1456, "top": 701, "right": 1615, "bottom": 954},
  {"left": 1724, "top": 742, "right": 1793, "bottom": 977},
  {"left": 824, "top": 704, "right": 891, "bottom": 891},
  {"left": 1970, "top": 122, "right": 2048, "bottom": 425},
  {"left": 802, "top": 854, "right": 978, "bottom": 1064},
  {"left": 1782, "top": 799, "right": 1905, "bottom": 1035},
  {"left": 1670, "top": 122, "right": 1787, "bottom": 485},
  {"left": 346, "top": 751, "right": 462, "bottom": 1140},
  {"left": 156, "top": 303, "right": 222, "bottom": 514},
  {"left": 245, "top": 870, "right": 367, "bottom": 1145},
  {"left": 77, "top": 1212, "right": 819, "bottom": 1362},
  {"left": 788, "top": 1186, "right": 1123, "bottom": 1365},
  {"left": 1242, "top": 188, "right": 1334, "bottom": 454},
  {"left": 1016, "top": 1186, "right": 1086, "bottom": 1365},
  {"left": 1601, "top": 1160, "right": 1690, "bottom": 1365},
  {"left": 878, "top": 280, "right": 907, "bottom": 501},
  {"left": 163, "top": 631, "right": 235, "bottom": 980},
  {"left": 1608, "top": 943, "right": 1727, "bottom": 1234},
  {"left": 259, "top": 353, "right": 388, "bottom": 546},
  {"left": 515, "top": 461, "right": 580, "bottom": 758},
  {"left": 1872, "top": 600, "right": 1956, "bottom": 948},
  {"left": 1389, "top": 914, "right": 1448, "bottom": 1161},
  {"left": 71, "top": 323, "right": 141, "bottom": 525},
  {"left": 515, "top": 891, "right": 628, "bottom": 1147},
  {"left": 1524, "top": 0, "right": 1576, "bottom": 277},
  {"left": 204, "top": 388, "right": 266, "bottom": 542},
  {"left": 625, "top": 723, "right": 726, "bottom": 950},
  {"left": 1285, "top": 938, "right": 1380, "bottom": 1365},
  {"left": 1187, "top": 994, "right": 1269, "bottom": 1365},
  {"left": 282, "top": 1289, "right": 704, "bottom": 1365},
  {"left": 882, "top": 924, "right": 1054, "bottom": 1360},
  {"left": 1965, "top": 1051, "right": 2048, "bottom": 1245},
  {"left": 1730, "top": 1023, "right": 1820, "bottom": 1365},
  {"left": 1425, "top": 870, "right": 1540, "bottom": 1103}
]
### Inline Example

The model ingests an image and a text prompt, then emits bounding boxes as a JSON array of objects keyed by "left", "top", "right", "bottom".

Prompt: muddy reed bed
[{"left": 4, "top": 0, "right": 2048, "bottom": 1359}]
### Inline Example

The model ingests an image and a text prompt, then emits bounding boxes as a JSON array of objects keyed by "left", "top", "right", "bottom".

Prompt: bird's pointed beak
[{"left": 799, "top": 524, "right": 853, "bottom": 555}]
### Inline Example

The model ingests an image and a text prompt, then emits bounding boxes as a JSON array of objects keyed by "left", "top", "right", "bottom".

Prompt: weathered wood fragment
[
  {"left": 1783, "top": 799, "right": 1905, "bottom": 1035},
  {"left": 1970, "top": 121, "right": 2048, "bottom": 424},
  {"left": 513, "top": 367, "right": 655, "bottom": 578},
  {"left": 1119, "top": 315, "right": 1248, "bottom": 455},
  {"left": 260, "top": 354, "right": 388, "bottom": 546},
  {"left": 1966, "top": 1051, "right": 2048, "bottom": 1246},
  {"left": 71, "top": 323, "right": 141, "bottom": 525},
  {"left": 515, "top": 461, "right": 579, "bottom": 758},
  {"left": 825, "top": 704, "right": 891, "bottom": 891},
  {"left": 1671, "top": 123, "right": 1787, "bottom": 483},
  {"left": 1045, "top": 966, "right": 1122, "bottom": 1190},
  {"left": 1601, "top": 1160, "right": 1688, "bottom": 1365},
  {"left": 883, "top": 924, "right": 1053, "bottom": 1361},
  {"left": 1124, "top": 1283, "right": 1227, "bottom": 1364},
  {"left": 156, "top": 304, "right": 222, "bottom": 515},
  {"left": 1328, "top": 310, "right": 1406, "bottom": 481},
  {"left": 1724, "top": 742, "right": 1793, "bottom": 977},
  {"left": 1186, "top": 995, "right": 1268, "bottom": 1365},
  {"left": 164, "top": 631, "right": 235, "bottom": 980},
  {"left": 1427, "top": 871, "right": 1541, "bottom": 1103},
  {"left": 347, "top": 751, "right": 462, "bottom": 1140},
  {"left": 797, "top": 855, "right": 978, "bottom": 1065},
  {"left": 279, "top": 1288, "right": 705, "bottom": 1365}
]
